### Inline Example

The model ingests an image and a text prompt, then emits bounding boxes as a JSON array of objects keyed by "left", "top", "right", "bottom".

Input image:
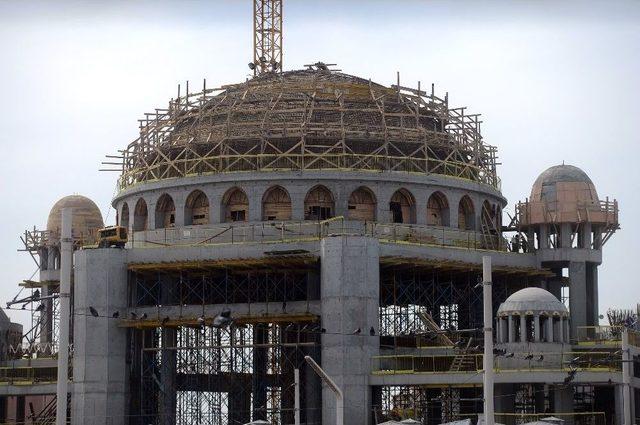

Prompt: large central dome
[{"left": 117, "top": 69, "right": 498, "bottom": 191}]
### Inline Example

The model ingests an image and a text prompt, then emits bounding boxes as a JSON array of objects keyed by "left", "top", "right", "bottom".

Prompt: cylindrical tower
[{"left": 516, "top": 164, "right": 619, "bottom": 338}]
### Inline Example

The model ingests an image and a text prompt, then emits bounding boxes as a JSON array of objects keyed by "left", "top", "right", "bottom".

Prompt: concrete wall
[
  {"left": 320, "top": 236, "right": 380, "bottom": 425},
  {"left": 72, "top": 248, "right": 128, "bottom": 425}
]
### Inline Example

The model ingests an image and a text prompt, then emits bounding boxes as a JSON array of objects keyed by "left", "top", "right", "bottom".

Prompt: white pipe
[
  {"left": 294, "top": 368, "right": 301, "bottom": 425},
  {"left": 483, "top": 256, "right": 495, "bottom": 425},
  {"left": 622, "top": 329, "right": 632, "bottom": 425},
  {"left": 56, "top": 208, "right": 72, "bottom": 425},
  {"left": 304, "top": 355, "right": 343, "bottom": 425}
]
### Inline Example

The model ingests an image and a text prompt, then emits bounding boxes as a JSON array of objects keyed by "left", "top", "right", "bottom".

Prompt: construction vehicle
[{"left": 96, "top": 226, "right": 127, "bottom": 248}]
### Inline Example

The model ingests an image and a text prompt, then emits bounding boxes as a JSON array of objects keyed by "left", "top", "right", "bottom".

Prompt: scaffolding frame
[{"left": 106, "top": 70, "right": 499, "bottom": 192}]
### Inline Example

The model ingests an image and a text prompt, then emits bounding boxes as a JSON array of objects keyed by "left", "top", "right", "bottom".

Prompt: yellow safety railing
[
  {"left": 125, "top": 216, "right": 504, "bottom": 251},
  {"left": 372, "top": 351, "right": 621, "bottom": 375},
  {"left": 576, "top": 326, "right": 623, "bottom": 345}
]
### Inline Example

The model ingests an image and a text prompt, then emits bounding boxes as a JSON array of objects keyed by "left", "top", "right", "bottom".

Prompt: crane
[{"left": 250, "top": 0, "right": 283, "bottom": 75}]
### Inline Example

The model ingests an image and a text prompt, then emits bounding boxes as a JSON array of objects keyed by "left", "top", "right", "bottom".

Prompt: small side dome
[
  {"left": 498, "top": 287, "right": 567, "bottom": 316},
  {"left": 46, "top": 195, "right": 104, "bottom": 238},
  {"left": 530, "top": 164, "right": 599, "bottom": 205}
]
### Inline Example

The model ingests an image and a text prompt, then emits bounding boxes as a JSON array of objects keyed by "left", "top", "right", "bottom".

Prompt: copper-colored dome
[
  {"left": 46, "top": 195, "right": 104, "bottom": 238},
  {"left": 530, "top": 164, "right": 599, "bottom": 206}
]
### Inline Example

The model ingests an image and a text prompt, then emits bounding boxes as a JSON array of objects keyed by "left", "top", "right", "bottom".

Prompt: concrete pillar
[
  {"left": 558, "top": 318, "right": 564, "bottom": 343},
  {"left": 547, "top": 316, "right": 554, "bottom": 342},
  {"left": 615, "top": 384, "right": 624, "bottom": 425},
  {"left": 147, "top": 201, "right": 158, "bottom": 230},
  {"left": 533, "top": 314, "right": 540, "bottom": 342},
  {"left": 320, "top": 236, "right": 379, "bottom": 425},
  {"left": 553, "top": 385, "right": 574, "bottom": 425},
  {"left": 581, "top": 222, "right": 592, "bottom": 249},
  {"left": 72, "top": 248, "right": 128, "bottom": 425},
  {"left": 160, "top": 328, "right": 177, "bottom": 425},
  {"left": 560, "top": 223, "right": 571, "bottom": 248},
  {"left": 252, "top": 324, "right": 268, "bottom": 421},
  {"left": 508, "top": 316, "right": 515, "bottom": 343},
  {"left": 520, "top": 315, "right": 527, "bottom": 343},
  {"left": 39, "top": 284, "right": 54, "bottom": 347},
  {"left": 539, "top": 225, "right": 549, "bottom": 249},
  {"left": 500, "top": 317, "right": 508, "bottom": 343},
  {"left": 593, "top": 226, "right": 603, "bottom": 250},
  {"left": 564, "top": 319, "right": 570, "bottom": 344},
  {"left": 569, "top": 261, "right": 587, "bottom": 339}
]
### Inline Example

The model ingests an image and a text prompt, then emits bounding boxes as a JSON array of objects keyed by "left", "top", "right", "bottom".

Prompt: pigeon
[
  {"left": 140, "top": 313, "right": 148, "bottom": 320},
  {"left": 112, "top": 311, "right": 120, "bottom": 319},
  {"left": 89, "top": 306, "right": 99, "bottom": 317},
  {"left": 161, "top": 317, "right": 170, "bottom": 326},
  {"left": 212, "top": 310, "right": 233, "bottom": 328},
  {"left": 352, "top": 328, "right": 362, "bottom": 335},
  {"left": 537, "top": 355, "right": 544, "bottom": 361},
  {"left": 35, "top": 304, "right": 46, "bottom": 312},
  {"left": 505, "top": 352, "right": 515, "bottom": 358},
  {"left": 130, "top": 312, "right": 137, "bottom": 319},
  {"left": 369, "top": 327, "right": 376, "bottom": 336},
  {"left": 524, "top": 353, "right": 534, "bottom": 360},
  {"left": 320, "top": 328, "right": 327, "bottom": 333},
  {"left": 197, "top": 316, "right": 206, "bottom": 327}
]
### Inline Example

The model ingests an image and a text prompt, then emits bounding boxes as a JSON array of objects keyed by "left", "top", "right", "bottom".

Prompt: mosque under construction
[{"left": 0, "top": 1, "right": 636, "bottom": 425}]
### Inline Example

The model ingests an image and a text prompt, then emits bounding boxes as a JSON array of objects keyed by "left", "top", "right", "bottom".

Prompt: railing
[
  {"left": 373, "top": 412, "right": 606, "bottom": 425},
  {"left": 126, "top": 217, "right": 506, "bottom": 251},
  {"left": 576, "top": 326, "right": 623, "bottom": 345},
  {"left": 371, "top": 351, "right": 621, "bottom": 375},
  {"left": 0, "top": 366, "right": 57, "bottom": 384}
]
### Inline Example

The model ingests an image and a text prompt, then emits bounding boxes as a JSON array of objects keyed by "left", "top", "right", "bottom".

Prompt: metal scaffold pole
[
  {"left": 56, "top": 208, "right": 72, "bottom": 425},
  {"left": 483, "top": 256, "right": 495, "bottom": 425}
]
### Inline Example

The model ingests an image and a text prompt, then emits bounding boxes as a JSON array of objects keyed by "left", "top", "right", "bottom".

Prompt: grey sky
[{"left": 0, "top": 0, "right": 638, "bottom": 328}]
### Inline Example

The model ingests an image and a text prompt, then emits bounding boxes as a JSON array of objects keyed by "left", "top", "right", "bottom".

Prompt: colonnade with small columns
[{"left": 496, "top": 312, "right": 570, "bottom": 344}]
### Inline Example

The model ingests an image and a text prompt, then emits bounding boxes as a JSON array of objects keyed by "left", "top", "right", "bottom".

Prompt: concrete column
[
  {"left": 147, "top": 201, "right": 158, "bottom": 229},
  {"left": 615, "top": 384, "right": 624, "bottom": 425},
  {"left": 553, "top": 385, "right": 574, "bottom": 425},
  {"left": 564, "top": 319, "right": 570, "bottom": 344},
  {"left": 560, "top": 223, "right": 572, "bottom": 248},
  {"left": 520, "top": 315, "right": 527, "bottom": 343},
  {"left": 558, "top": 318, "right": 564, "bottom": 343},
  {"left": 173, "top": 194, "right": 186, "bottom": 227},
  {"left": 500, "top": 317, "right": 508, "bottom": 343},
  {"left": 546, "top": 316, "right": 554, "bottom": 342},
  {"left": 320, "top": 236, "right": 379, "bottom": 425},
  {"left": 448, "top": 193, "right": 462, "bottom": 229},
  {"left": 508, "top": 315, "right": 515, "bottom": 343},
  {"left": 160, "top": 328, "right": 177, "bottom": 425},
  {"left": 539, "top": 225, "right": 549, "bottom": 249},
  {"left": 593, "top": 225, "right": 603, "bottom": 250},
  {"left": 581, "top": 222, "right": 592, "bottom": 249},
  {"left": 533, "top": 314, "right": 540, "bottom": 342},
  {"left": 569, "top": 261, "right": 587, "bottom": 339},
  {"left": 39, "top": 284, "right": 54, "bottom": 347},
  {"left": 72, "top": 248, "right": 128, "bottom": 425}
]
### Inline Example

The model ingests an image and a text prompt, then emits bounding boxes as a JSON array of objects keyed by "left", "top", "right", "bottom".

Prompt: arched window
[
  {"left": 262, "top": 186, "right": 292, "bottom": 221},
  {"left": 120, "top": 202, "right": 130, "bottom": 229},
  {"left": 185, "top": 190, "right": 209, "bottom": 226},
  {"left": 427, "top": 191, "right": 449, "bottom": 226},
  {"left": 389, "top": 189, "right": 415, "bottom": 224},
  {"left": 458, "top": 195, "right": 475, "bottom": 230},
  {"left": 133, "top": 198, "right": 148, "bottom": 231},
  {"left": 222, "top": 188, "right": 249, "bottom": 222},
  {"left": 348, "top": 187, "right": 376, "bottom": 221},
  {"left": 304, "top": 185, "right": 334, "bottom": 220},
  {"left": 155, "top": 194, "right": 176, "bottom": 229}
]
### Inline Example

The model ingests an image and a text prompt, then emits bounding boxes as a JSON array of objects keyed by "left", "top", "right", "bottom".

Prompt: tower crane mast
[{"left": 252, "top": 0, "right": 283, "bottom": 75}]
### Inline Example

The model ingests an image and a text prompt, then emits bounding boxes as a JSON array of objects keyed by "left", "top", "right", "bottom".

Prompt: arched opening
[
  {"left": 120, "top": 202, "right": 130, "bottom": 229},
  {"left": 304, "top": 185, "right": 334, "bottom": 220},
  {"left": 348, "top": 187, "right": 377, "bottom": 221},
  {"left": 155, "top": 194, "right": 176, "bottom": 229},
  {"left": 133, "top": 198, "right": 148, "bottom": 231},
  {"left": 262, "top": 186, "right": 292, "bottom": 221},
  {"left": 389, "top": 189, "right": 415, "bottom": 224},
  {"left": 222, "top": 188, "right": 249, "bottom": 222},
  {"left": 458, "top": 195, "right": 475, "bottom": 230},
  {"left": 427, "top": 191, "right": 449, "bottom": 226},
  {"left": 185, "top": 190, "right": 209, "bottom": 226}
]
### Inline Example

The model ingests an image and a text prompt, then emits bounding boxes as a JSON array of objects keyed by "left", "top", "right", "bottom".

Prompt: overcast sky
[{"left": 0, "top": 0, "right": 638, "bottom": 328}]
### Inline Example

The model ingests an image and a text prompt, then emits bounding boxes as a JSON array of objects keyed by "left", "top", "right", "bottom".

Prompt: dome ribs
[{"left": 108, "top": 70, "right": 499, "bottom": 190}]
